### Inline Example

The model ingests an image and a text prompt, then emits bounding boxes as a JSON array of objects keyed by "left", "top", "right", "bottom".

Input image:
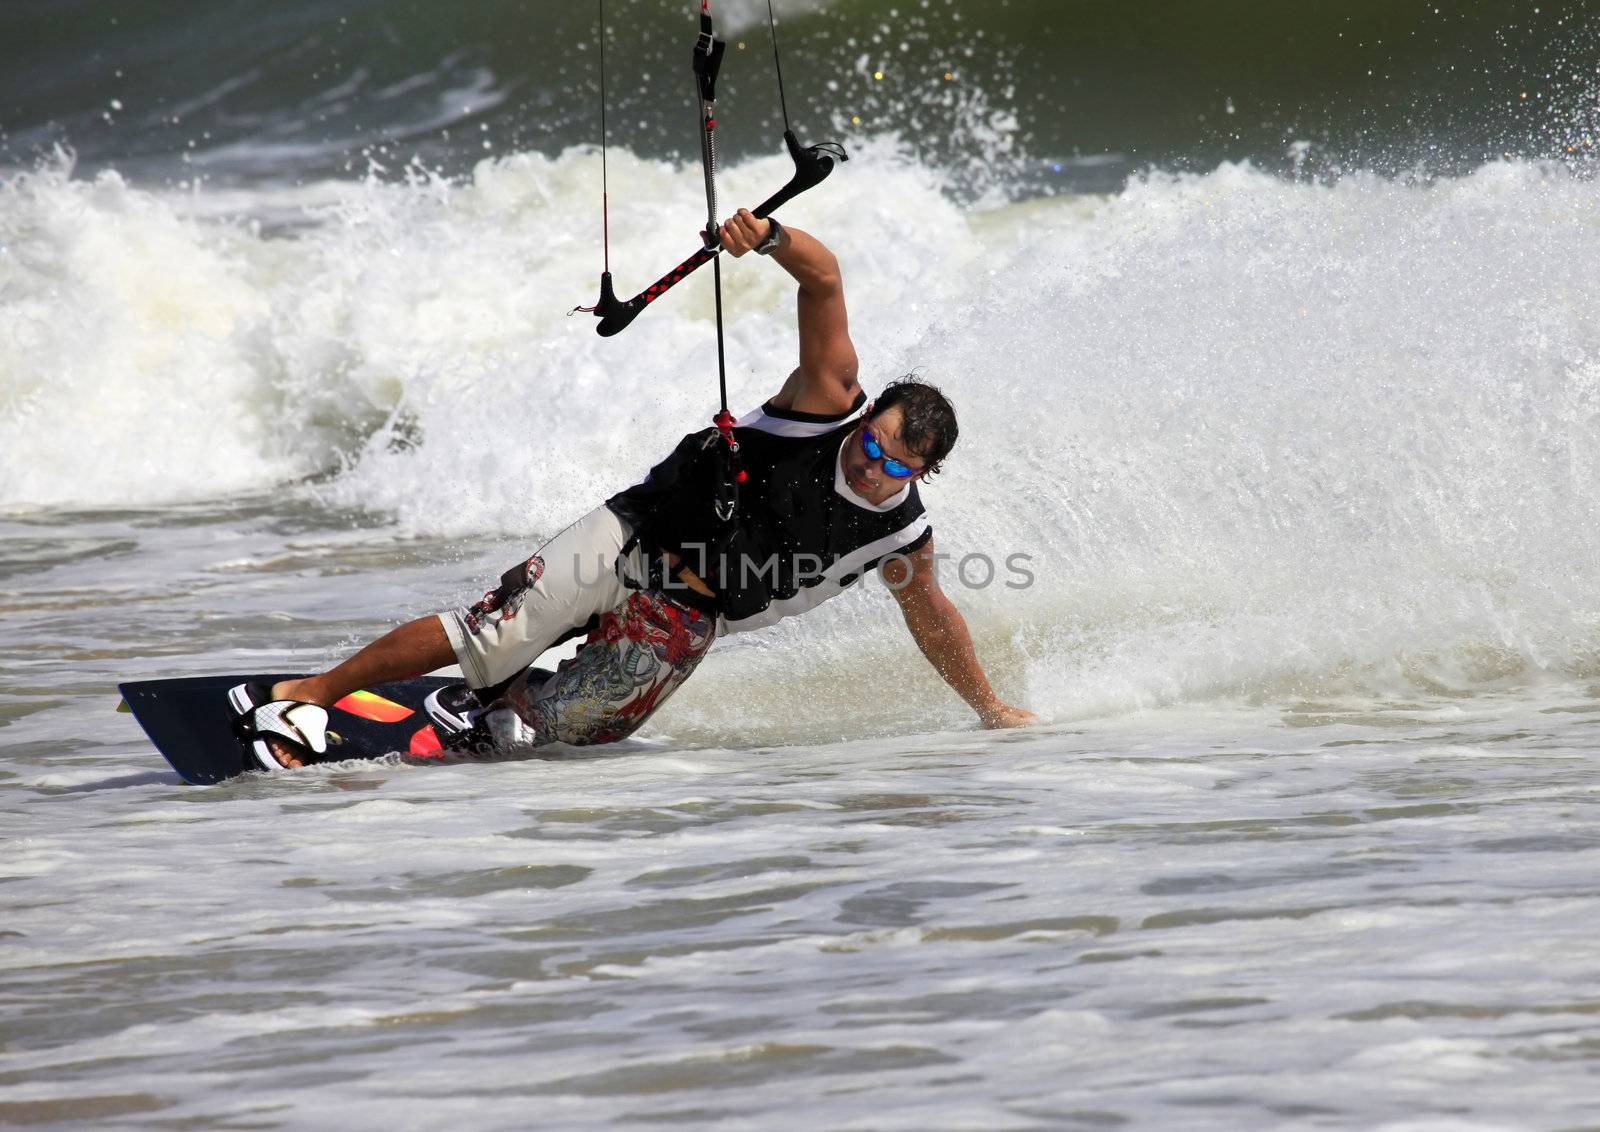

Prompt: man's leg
[
  {"left": 242, "top": 617, "right": 456, "bottom": 769},
  {"left": 250, "top": 506, "right": 634, "bottom": 768},
  {"left": 273, "top": 616, "right": 454, "bottom": 707}
]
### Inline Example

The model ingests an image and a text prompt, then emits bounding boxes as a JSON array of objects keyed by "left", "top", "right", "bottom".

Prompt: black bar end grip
[
  {"left": 589, "top": 273, "right": 648, "bottom": 338},
  {"left": 753, "top": 131, "right": 850, "bottom": 219},
  {"left": 597, "top": 296, "right": 647, "bottom": 337}
]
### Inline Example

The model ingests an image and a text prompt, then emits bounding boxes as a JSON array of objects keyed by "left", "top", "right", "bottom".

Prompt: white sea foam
[
  {"left": 4, "top": 150, "right": 1600, "bottom": 716},
  {"left": 716, "top": 0, "right": 848, "bottom": 34}
]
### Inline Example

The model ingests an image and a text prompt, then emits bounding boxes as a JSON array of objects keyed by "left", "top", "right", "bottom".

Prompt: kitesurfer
[{"left": 228, "top": 211, "right": 1037, "bottom": 770}]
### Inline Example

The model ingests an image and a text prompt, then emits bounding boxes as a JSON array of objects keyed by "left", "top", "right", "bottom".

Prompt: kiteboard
[{"left": 118, "top": 673, "right": 458, "bottom": 785}]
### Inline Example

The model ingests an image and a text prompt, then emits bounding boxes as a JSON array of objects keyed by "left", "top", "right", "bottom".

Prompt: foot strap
[{"left": 227, "top": 683, "right": 331, "bottom": 772}]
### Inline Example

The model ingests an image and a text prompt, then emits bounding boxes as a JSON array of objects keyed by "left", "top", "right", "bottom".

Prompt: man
[{"left": 229, "top": 208, "right": 1036, "bottom": 770}]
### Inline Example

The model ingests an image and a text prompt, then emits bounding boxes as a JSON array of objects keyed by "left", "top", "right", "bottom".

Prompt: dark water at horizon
[{"left": 3, "top": 0, "right": 1597, "bottom": 193}]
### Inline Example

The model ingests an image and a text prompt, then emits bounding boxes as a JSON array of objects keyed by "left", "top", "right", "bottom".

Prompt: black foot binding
[
  {"left": 227, "top": 683, "right": 332, "bottom": 772},
  {"left": 422, "top": 683, "right": 485, "bottom": 739},
  {"left": 442, "top": 719, "right": 500, "bottom": 759},
  {"left": 422, "top": 683, "right": 501, "bottom": 759}
]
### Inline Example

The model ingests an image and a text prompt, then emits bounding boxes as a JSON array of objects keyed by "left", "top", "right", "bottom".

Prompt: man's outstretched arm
[
  {"left": 719, "top": 208, "right": 860, "bottom": 415},
  {"left": 881, "top": 538, "right": 1038, "bottom": 729}
]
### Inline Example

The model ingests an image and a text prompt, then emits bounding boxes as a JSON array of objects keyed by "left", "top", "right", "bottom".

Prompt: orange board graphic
[{"left": 333, "top": 689, "right": 414, "bottom": 723}]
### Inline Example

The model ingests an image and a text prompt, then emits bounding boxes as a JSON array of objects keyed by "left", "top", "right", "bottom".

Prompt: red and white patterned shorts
[
  {"left": 437, "top": 506, "right": 718, "bottom": 750},
  {"left": 483, "top": 587, "right": 717, "bottom": 749}
]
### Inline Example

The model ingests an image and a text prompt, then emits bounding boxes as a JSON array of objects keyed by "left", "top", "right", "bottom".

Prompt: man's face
[{"left": 842, "top": 404, "right": 928, "bottom": 504}]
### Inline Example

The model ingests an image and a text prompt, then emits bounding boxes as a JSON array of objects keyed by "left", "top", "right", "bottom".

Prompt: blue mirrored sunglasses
[{"left": 861, "top": 427, "right": 922, "bottom": 479}]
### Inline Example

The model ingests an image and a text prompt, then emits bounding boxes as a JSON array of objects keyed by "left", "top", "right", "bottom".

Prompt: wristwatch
[{"left": 755, "top": 216, "right": 784, "bottom": 256}]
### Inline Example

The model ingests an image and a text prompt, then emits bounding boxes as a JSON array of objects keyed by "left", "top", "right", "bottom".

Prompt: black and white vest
[{"left": 606, "top": 392, "right": 932, "bottom": 634}]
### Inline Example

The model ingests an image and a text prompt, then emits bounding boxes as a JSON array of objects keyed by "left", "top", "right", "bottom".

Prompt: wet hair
[{"left": 871, "top": 376, "right": 958, "bottom": 476}]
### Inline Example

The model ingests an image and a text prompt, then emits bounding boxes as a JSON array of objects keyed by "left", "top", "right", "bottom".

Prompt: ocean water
[{"left": 5, "top": 2, "right": 1600, "bottom": 1128}]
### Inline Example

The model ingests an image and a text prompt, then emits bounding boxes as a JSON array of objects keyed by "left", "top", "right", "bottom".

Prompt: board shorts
[{"left": 437, "top": 506, "right": 717, "bottom": 751}]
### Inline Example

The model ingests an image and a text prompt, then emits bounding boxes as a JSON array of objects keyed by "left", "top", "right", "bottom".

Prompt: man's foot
[
  {"left": 227, "top": 681, "right": 332, "bottom": 771},
  {"left": 269, "top": 678, "right": 341, "bottom": 767}
]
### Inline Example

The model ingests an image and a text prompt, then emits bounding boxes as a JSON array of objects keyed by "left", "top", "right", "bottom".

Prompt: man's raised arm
[{"left": 719, "top": 208, "right": 861, "bottom": 415}]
